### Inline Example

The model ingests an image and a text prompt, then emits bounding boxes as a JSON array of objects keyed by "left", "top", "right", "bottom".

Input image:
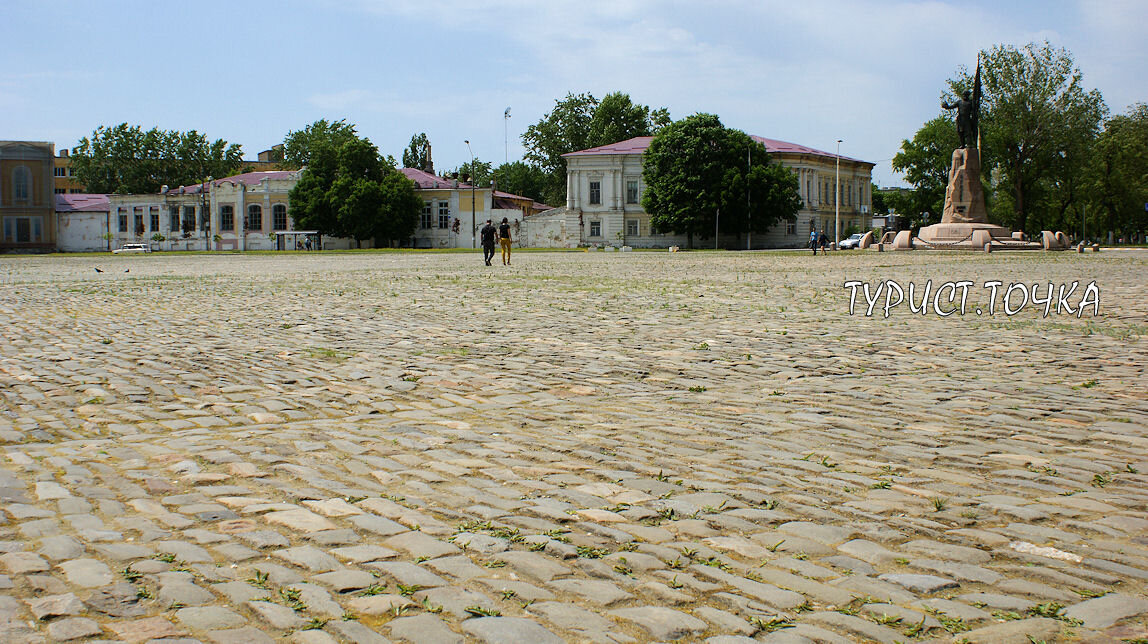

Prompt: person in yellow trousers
[{"left": 498, "top": 217, "right": 513, "bottom": 265}]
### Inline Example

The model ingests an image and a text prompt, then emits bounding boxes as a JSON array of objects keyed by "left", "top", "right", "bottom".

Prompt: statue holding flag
[{"left": 942, "top": 59, "right": 982, "bottom": 148}]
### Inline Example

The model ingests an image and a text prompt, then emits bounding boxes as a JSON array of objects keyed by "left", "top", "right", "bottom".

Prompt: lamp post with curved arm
[
  {"left": 465, "top": 140, "right": 476, "bottom": 249},
  {"left": 834, "top": 140, "right": 842, "bottom": 250}
]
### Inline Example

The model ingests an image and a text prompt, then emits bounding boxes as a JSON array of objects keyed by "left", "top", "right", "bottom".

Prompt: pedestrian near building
[
  {"left": 498, "top": 218, "right": 513, "bottom": 265},
  {"left": 480, "top": 219, "right": 497, "bottom": 266},
  {"left": 809, "top": 229, "right": 819, "bottom": 255},
  {"left": 820, "top": 230, "right": 830, "bottom": 253}
]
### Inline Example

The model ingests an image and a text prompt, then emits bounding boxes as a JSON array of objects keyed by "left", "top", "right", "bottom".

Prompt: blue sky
[{"left": 3, "top": 0, "right": 1145, "bottom": 187}]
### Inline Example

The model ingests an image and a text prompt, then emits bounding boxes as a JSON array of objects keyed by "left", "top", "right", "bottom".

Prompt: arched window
[
  {"left": 246, "top": 204, "right": 262, "bottom": 231},
  {"left": 13, "top": 166, "right": 31, "bottom": 202},
  {"left": 272, "top": 204, "right": 287, "bottom": 230}
]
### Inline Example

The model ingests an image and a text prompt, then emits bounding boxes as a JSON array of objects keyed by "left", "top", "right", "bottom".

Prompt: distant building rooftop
[
  {"left": 170, "top": 170, "right": 299, "bottom": 195},
  {"left": 401, "top": 167, "right": 474, "bottom": 190},
  {"left": 55, "top": 193, "right": 109, "bottom": 212},
  {"left": 564, "top": 135, "right": 872, "bottom": 165}
]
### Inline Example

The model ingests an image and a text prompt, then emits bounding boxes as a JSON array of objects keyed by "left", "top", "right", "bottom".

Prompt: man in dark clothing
[
  {"left": 498, "top": 218, "right": 513, "bottom": 265},
  {"left": 479, "top": 220, "right": 497, "bottom": 265}
]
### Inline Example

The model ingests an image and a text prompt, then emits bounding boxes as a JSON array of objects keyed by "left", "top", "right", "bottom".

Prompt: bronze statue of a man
[{"left": 942, "top": 90, "right": 978, "bottom": 148}]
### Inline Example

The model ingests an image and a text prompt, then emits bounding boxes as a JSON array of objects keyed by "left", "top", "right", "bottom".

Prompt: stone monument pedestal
[{"left": 914, "top": 147, "right": 1043, "bottom": 250}]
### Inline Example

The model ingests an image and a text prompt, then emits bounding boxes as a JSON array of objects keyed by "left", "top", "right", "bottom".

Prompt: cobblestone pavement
[{"left": 1, "top": 249, "right": 1146, "bottom": 643}]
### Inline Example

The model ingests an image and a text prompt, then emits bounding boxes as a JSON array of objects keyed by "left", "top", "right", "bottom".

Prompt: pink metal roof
[
  {"left": 401, "top": 167, "right": 473, "bottom": 190},
  {"left": 169, "top": 170, "right": 299, "bottom": 194},
  {"left": 564, "top": 135, "right": 871, "bottom": 164},
  {"left": 55, "top": 193, "right": 109, "bottom": 212}
]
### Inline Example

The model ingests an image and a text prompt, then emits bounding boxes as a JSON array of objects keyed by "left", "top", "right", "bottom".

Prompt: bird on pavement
[{"left": 94, "top": 267, "right": 103, "bottom": 273}]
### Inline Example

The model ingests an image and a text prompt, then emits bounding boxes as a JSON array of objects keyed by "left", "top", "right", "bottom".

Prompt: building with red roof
[{"left": 528, "top": 135, "right": 875, "bottom": 249}]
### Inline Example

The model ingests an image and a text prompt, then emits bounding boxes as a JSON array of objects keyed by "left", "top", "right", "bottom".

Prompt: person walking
[
  {"left": 498, "top": 217, "right": 513, "bottom": 265},
  {"left": 820, "top": 230, "right": 830, "bottom": 253},
  {"left": 809, "top": 228, "right": 819, "bottom": 255},
  {"left": 480, "top": 219, "right": 497, "bottom": 266}
]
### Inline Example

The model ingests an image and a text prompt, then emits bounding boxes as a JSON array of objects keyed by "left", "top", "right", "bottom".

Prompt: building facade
[
  {"left": 403, "top": 168, "right": 492, "bottom": 249},
  {"left": 1, "top": 141, "right": 57, "bottom": 252},
  {"left": 53, "top": 149, "right": 86, "bottom": 194},
  {"left": 524, "top": 135, "right": 875, "bottom": 249}
]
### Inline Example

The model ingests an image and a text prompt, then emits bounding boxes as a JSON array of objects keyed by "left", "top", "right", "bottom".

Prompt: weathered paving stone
[
  {"left": 104, "top": 616, "right": 187, "bottom": 643},
  {"left": 461, "top": 616, "right": 564, "bottom": 644},
  {"left": 388, "top": 613, "right": 462, "bottom": 644},
  {"left": 46, "top": 617, "right": 101, "bottom": 641},
  {"left": 877, "top": 572, "right": 959, "bottom": 593},
  {"left": 0, "top": 552, "right": 50, "bottom": 574},
  {"left": 85, "top": 582, "right": 149, "bottom": 617},
  {"left": 328, "top": 620, "right": 393, "bottom": 644},
  {"left": 548, "top": 578, "right": 633, "bottom": 606},
  {"left": 1062, "top": 593, "right": 1148, "bottom": 629},
  {"left": 956, "top": 616, "right": 1061, "bottom": 644},
  {"left": 176, "top": 605, "right": 248, "bottom": 630},
  {"left": 273, "top": 545, "right": 341, "bottom": 572},
  {"left": 205, "top": 625, "right": 277, "bottom": 644},
  {"left": 264, "top": 508, "right": 338, "bottom": 533},
  {"left": 246, "top": 599, "right": 305, "bottom": 629},
  {"left": 609, "top": 606, "right": 707, "bottom": 640},
  {"left": 26, "top": 592, "right": 85, "bottom": 619},
  {"left": 57, "top": 558, "right": 114, "bottom": 587}
]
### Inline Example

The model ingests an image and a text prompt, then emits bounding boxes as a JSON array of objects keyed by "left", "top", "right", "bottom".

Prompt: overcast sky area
[{"left": 4, "top": 0, "right": 1145, "bottom": 187}]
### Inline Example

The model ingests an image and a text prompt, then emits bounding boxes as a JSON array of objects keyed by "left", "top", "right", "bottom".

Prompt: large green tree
[
  {"left": 523, "top": 91, "right": 669, "bottom": 206},
  {"left": 402, "top": 132, "right": 431, "bottom": 171},
  {"left": 492, "top": 161, "right": 548, "bottom": 204},
  {"left": 951, "top": 41, "right": 1106, "bottom": 234},
  {"left": 641, "top": 113, "right": 800, "bottom": 248},
  {"left": 1090, "top": 103, "right": 1148, "bottom": 240},
  {"left": 890, "top": 116, "right": 959, "bottom": 227},
  {"left": 70, "top": 123, "right": 243, "bottom": 194},
  {"left": 282, "top": 119, "right": 358, "bottom": 169},
  {"left": 287, "top": 122, "right": 421, "bottom": 246}
]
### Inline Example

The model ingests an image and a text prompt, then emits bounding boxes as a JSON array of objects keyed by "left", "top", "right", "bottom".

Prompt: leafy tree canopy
[
  {"left": 1090, "top": 102, "right": 1148, "bottom": 239},
  {"left": 282, "top": 119, "right": 359, "bottom": 169},
  {"left": 492, "top": 161, "right": 549, "bottom": 204},
  {"left": 891, "top": 116, "right": 959, "bottom": 227},
  {"left": 402, "top": 132, "right": 431, "bottom": 172},
  {"left": 287, "top": 121, "right": 421, "bottom": 245},
  {"left": 70, "top": 123, "right": 243, "bottom": 194},
  {"left": 641, "top": 113, "right": 801, "bottom": 248},
  {"left": 523, "top": 91, "right": 670, "bottom": 206}
]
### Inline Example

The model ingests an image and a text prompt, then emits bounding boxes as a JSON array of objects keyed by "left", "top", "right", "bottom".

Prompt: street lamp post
[
  {"left": 503, "top": 108, "right": 511, "bottom": 164},
  {"left": 834, "top": 140, "right": 842, "bottom": 250},
  {"left": 202, "top": 175, "right": 212, "bottom": 251},
  {"left": 465, "top": 140, "right": 476, "bottom": 248}
]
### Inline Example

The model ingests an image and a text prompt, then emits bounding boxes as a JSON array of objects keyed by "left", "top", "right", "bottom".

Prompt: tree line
[
  {"left": 891, "top": 41, "right": 1146, "bottom": 241},
  {"left": 68, "top": 89, "right": 804, "bottom": 248}
]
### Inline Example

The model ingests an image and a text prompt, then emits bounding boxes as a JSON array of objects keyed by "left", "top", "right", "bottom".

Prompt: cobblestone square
[{"left": 1, "top": 249, "right": 1146, "bottom": 643}]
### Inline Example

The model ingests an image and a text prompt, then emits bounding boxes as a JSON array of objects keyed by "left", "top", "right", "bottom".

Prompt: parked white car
[
  {"left": 838, "top": 233, "right": 865, "bottom": 250},
  {"left": 112, "top": 243, "right": 151, "bottom": 254}
]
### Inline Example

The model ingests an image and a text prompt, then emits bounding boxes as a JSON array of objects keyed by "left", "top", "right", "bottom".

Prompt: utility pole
[
  {"left": 835, "top": 139, "right": 842, "bottom": 250},
  {"left": 504, "top": 107, "right": 511, "bottom": 164}
]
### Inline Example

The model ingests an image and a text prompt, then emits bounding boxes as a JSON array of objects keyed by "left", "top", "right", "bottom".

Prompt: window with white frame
[
  {"left": 54, "top": 167, "right": 66, "bottom": 177},
  {"left": 626, "top": 219, "right": 639, "bottom": 236},
  {"left": 589, "top": 221, "right": 601, "bottom": 237},
  {"left": 182, "top": 206, "right": 196, "bottom": 233},
  {"left": 420, "top": 201, "right": 432, "bottom": 229},
  {"left": 118, "top": 208, "right": 128, "bottom": 233},
  {"left": 169, "top": 207, "right": 180, "bottom": 232},
  {"left": 438, "top": 201, "right": 450, "bottom": 228},
  {"left": 150, "top": 207, "right": 159, "bottom": 232},
  {"left": 133, "top": 207, "right": 144, "bottom": 236},
  {"left": 786, "top": 218, "right": 796, "bottom": 235},
  {"left": 588, "top": 181, "right": 601, "bottom": 205},
  {"left": 625, "top": 180, "right": 639, "bottom": 204}
]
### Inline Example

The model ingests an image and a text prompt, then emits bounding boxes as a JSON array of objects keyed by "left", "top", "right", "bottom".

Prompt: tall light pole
[
  {"left": 503, "top": 107, "right": 511, "bottom": 164},
  {"left": 465, "top": 140, "right": 476, "bottom": 248},
  {"left": 202, "top": 175, "right": 212, "bottom": 251},
  {"left": 835, "top": 139, "right": 842, "bottom": 250}
]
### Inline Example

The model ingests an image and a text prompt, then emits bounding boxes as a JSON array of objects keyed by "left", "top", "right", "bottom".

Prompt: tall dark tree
[
  {"left": 641, "top": 114, "right": 800, "bottom": 248},
  {"left": 282, "top": 119, "right": 358, "bottom": 169},
  {"left": 70, "top": 124, "right": 243, "bottom": 194},
  {"left": 288, "top": 121, "right": 421, "bottom": 246},
  {"left": 1090, "top": 103, "right": 1148, "bottom": 241},
  {"left": 492, "top": 161, "right": 548, "bottom": 204},
  {"left": 402, "top": 132, "right": 431, "bottom": 171},
  {"left": 523, "top": 91, "right": 670, "bottom": 207},
  {"left": 950, "top": 41, "right": 1106, "bottom": 233}
]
